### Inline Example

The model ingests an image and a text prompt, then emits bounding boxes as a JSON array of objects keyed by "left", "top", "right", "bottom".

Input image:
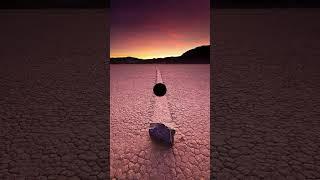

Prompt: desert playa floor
[
  {"left": 1, "top": 8, "right": 320, "bottom": 180},
  {"left": 110, "top": 64, "right": 210, "bottom": 179},
  {"left": 212, "top": 9, "right": 320, "bottom": 179},
  {"left": 0, "top": 10, "right": 109, "bottom": 179}
]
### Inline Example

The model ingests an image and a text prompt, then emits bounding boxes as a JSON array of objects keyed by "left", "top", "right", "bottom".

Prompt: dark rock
[
  {"left": 153, "top": 83, "right": 167, "bottom": 97},
  {"left": 149, "top": 123, "right": 175, "bottom": 147}
]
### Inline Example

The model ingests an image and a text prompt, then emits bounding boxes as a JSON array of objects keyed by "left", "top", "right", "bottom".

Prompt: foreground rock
[{"left": 149, "top": 123, "right": 175, "bottom": 147}]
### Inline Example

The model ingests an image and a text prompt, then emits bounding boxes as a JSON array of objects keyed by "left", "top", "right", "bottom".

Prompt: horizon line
[{"left": 110, "top": 44, "right": 210, "bottom": 60}]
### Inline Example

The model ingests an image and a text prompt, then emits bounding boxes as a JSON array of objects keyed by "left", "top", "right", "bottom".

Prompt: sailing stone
[{"left": 149, "top": 123, "right": 175, "bottom": 147}]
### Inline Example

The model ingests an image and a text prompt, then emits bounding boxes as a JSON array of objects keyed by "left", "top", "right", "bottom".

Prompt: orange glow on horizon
[
  {"left": 111, "top": 0, "right": 210, "bottom": 60},
  {"left": 111, "top": 42, "right": 209, "bottom": 59},
  {"left": 111, "top": 32, "right": 209, "bottom": 59}
]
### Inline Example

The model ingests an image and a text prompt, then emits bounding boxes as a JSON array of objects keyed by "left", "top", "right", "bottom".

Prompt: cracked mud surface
[
  {"left": 0, "top": 10, "right": 109, "bottom": 179},
  {"left": 2, "top": 8, "right": 320, "bottom": 180},
  {"left": 110, "top": 64, "right": 210, "bottom": 179},
  {"left": 212, "top": 9, "right": 320, "bottom": 179}
]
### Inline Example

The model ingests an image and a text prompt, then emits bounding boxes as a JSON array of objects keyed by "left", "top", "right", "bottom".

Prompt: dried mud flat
[
  {"left": 0, "top": 10, "right": 109, "bottom": 179},
  {"left": 110, "top": 64, "right": 210, "bottom": 179},
  {"left": 1, "top": 8, "right": 320, "bottom": 180},
  {"left": 212, "top": 9, "right": 320, "bottom": 179}
]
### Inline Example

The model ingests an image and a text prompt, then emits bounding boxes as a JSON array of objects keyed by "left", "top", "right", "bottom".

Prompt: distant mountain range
[{"left": 110, "top": 45, "right": 210, "bottom": 64}]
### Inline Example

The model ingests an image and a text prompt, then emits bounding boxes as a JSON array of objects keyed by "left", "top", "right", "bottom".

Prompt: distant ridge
[
  {"left": 181, "top": 45, "right": 210, "bottom": 63},
  {"left": 110, "top": 45, "right": 210, "bottom": 64}
]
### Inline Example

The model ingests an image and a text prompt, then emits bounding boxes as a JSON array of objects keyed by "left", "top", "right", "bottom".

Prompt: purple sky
[{"left": 111, "top": 0, "right": 210, "bottom": 59}]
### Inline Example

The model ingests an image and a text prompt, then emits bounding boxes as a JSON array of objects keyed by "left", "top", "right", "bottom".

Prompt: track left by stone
[
  {"left": 151, "top": 66, "right": 176, "bottom": 129},
  {"left": 110, "top": 64, "right": 210, "bottom": 179}
]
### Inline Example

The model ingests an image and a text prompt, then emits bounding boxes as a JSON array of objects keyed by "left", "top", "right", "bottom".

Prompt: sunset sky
[{"left": 111, "top": 0, "right": 210, "bottom": 59}]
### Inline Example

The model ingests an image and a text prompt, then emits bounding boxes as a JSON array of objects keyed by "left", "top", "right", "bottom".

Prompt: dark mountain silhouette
[
  {"left": 110, "top": 57, "right": 141, "bottom": 64},
  {"left": 181, "top": 45, "right": 210, "bottom": 63},
  {"left": 110, "top": 45, "right": 210, "bottom": 64}
]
